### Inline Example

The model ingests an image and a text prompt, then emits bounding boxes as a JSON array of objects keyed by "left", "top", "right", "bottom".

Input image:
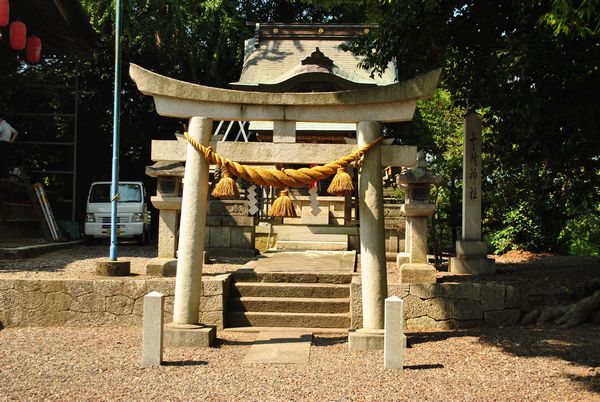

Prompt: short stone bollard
[
  {"left": 384, "top": 296, "right": 405, "bottom": 370},
  {"left": 143, "top": 291, "right": 165, "bottom": 366}
]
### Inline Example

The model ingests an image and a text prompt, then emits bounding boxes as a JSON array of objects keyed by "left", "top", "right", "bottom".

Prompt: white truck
[{"left": 83, "top": 181, "right": 150, "bottom": 245}]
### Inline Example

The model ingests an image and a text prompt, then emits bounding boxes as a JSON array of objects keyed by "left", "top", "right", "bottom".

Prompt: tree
[
  {"left": 1, "top": 0, "right": 366, "bottom": 220},
  {"left": 340, "top": 0, "right": 600, "bottom": 253}
]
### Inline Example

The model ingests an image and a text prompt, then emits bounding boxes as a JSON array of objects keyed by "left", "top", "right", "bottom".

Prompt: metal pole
[
  {"left": 110, "top": 0, "right": 123, "bottom": 261},
  {"left": 72, "top": 64, "right": 79, "bottom": 222}
]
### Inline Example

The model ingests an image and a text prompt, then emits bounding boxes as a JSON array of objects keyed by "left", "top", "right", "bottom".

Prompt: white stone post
[
  {"left": 173, "top": 117, "right": 211, "bottom": 324},
  {"left": 449, "top": 112, "right": 495, "bottom": 274},
  {"left": 357, "top": 121, "right": 387, "bottom": 330},
  {"left": 143, "top": 291, "right": 164, "bottom": 366},
  {"left": 384, "top": 296, "right": 405, "bottom": 370}
]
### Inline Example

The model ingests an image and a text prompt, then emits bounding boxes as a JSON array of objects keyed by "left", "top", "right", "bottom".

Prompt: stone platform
[
  {"left": 241, "top": 250, "right": 356, "bottom": 273},
  {"left": 0, "top": 250, "right": 527, "bottom": 331}
]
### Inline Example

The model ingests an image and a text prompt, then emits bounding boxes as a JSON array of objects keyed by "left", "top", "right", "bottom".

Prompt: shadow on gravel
[
  {"left": 408, "top": 326, "right": 600, "bottom": 394},
  {"left": 162, "top": 360, "right": 208, "bottom": 367},
  {"left": 404, "top": 363, "right": 444, "bottom": 370},
  {"left": 311, "top": 336, "right": 347, "bottom": 347},
  {"left": 407, "top": 330, "right": 479, "bottom": 347},
  {"left": 217, "top": 338, "right": 255, "bottom": 347},
  {"left": 477, "top": 326, "right": 600, "bottom": 395},
  {"left": 567, "top": 373, "right": 600, "bottom": 393}
]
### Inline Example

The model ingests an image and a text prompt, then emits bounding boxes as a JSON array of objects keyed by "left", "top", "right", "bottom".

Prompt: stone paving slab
[
  {"left": 242, "top": 250, "right": 356, "bottom": 273},
  {"left": 0, "top": 240, "right": 82, "bottom": 259},
  {"left": 243, "top": 331, "right": 312, "bottom": 364}
]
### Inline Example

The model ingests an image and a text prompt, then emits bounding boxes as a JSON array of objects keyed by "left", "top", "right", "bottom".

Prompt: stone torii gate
[{"left": 130, "top": 63, "right": 441, "bottom": 348}]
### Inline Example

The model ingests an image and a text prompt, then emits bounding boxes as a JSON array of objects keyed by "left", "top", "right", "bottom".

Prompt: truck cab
[{"left": 84, "top": 181, "right": 150, "bottom": 244}]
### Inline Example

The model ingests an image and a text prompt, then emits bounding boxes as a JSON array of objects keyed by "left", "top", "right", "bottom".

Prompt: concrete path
[
  {"left": 241, "top": 250, "right": 356, "bottom": 273},
  {"left": 243, "top": 331, "right": 312, "bottom": 364}
]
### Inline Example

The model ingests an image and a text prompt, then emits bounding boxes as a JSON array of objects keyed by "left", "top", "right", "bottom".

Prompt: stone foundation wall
[
  {"left": 0, "top": 275, "right": 230, "bottom": 329},
  {"left": 2, "top": 275, "right": 525, "bottom": 331},
  {"left": 351, "top": 278, "right": 523, "bottom": 330}
]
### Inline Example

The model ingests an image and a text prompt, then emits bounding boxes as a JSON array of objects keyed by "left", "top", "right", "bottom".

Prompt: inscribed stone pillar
[
  {"left": 172, "top": 117, "right": 211, "bottom": 324},
  {"left": 356, "top": 121, "right": 387, "bottom": 330},
  {"left": 449, "top": 112, "right": 495, "bottom": 274},
  {"left": 462, "top": 113, "right": 482, "bottom": 240}
]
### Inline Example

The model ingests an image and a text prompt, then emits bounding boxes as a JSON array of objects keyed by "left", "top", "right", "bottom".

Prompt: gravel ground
[
  {"left": 1, "top": 245, "right": 598, "bottom": 289},
  {"left": 1, "top": 246, "right": 599, "bottom": 400},
  {"left": 0, "top": 244, "right": 252, "bottom": 280},
  {"left": 0, "top": 326, "right": 599, "bottom": 401}
]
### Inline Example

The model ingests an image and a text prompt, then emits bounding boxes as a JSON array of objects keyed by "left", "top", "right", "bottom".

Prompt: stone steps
[
  {"left": 230, "top": 282, "right": 350, "bottom": 298},
  {"left": 229, "top": 296, "right": 350, "bottom": 313},
  {"left": 274, "top": 231, "right": 349, "bottom": 251},
  {"left": 276, "top": 233, "right": 348, "bottom": 242},
  {"left": 255, "top": 224, "right": 358, "bottom": 235},
  {"left": 232, "top": 270, "right": 355, "bottom": 284},
  {"left": 226, "top": 270, "right": 352, "bottom": 329},
  {"left": 274, "top": 240, "right": 348, "bottom": 251},
  {"left": 228, "top": 311, "right": 351, "bottom": 328}
]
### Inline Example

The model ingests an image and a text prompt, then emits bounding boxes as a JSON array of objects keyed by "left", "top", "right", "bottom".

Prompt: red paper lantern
[
  {"left": 25, "top": 35, "right": 42, "bottom": 63},
  {"left": 0, "top": 0, "right": 9, "bottom": 27},
  {"left": 9, "top": 21, "right": 26, "bottom": 50}
]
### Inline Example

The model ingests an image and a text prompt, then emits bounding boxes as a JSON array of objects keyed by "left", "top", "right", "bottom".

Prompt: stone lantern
[
  {"left": 145, "top": 161, "right": 184, "bottom": 276},
  {"left": 395, "top": 151, "right": 442, "bottom": 283}
]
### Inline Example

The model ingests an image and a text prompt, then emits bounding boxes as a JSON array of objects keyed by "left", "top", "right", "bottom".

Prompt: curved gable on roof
[{"left": 230, "top": 24, "right": 396, "bottom": 91}]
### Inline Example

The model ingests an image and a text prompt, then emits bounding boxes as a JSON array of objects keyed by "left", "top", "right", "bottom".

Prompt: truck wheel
[
  {"left": 83, "top": 235, "right": 96, "bottom": 245},
  {"left": 136, "top": 231, "right": 147, "bottom": 246}
]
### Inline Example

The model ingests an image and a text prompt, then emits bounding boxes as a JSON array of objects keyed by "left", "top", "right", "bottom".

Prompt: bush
[{"left": 489, "top": 202, "right": 544, "bottom": 254}]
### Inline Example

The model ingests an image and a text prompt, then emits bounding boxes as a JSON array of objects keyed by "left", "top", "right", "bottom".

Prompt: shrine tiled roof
[{"left": 230, "top": 24, "right": 396, "bottom": 91}]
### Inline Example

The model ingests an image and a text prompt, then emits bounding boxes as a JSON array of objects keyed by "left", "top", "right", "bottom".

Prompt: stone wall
[
  {"left": 206, "top": 200, "right": 256, "bottom": 257},
  {"left": 351, "top": 277, "right": 523, "bottom": 330},
  {"left": 0, "top": 275, "right": 230, "bottom": 329},
  {"left": 2, "top": 275, "right": 525, "bottom": 330}
]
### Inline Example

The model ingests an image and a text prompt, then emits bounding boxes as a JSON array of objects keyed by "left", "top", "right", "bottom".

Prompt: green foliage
[
  {"left": 1, "top": 0, "right": 365, "bottom": 219},
  {"left": 388, "top": 187, "right": 405, "bottom": 203},
  {"left": 539, "top": 0, "right": 600, "bottom": 38},
  {"left": 489, "top": 201, "right": 544, "bottom": 254},
  {"left": 336, "top": 0, "right": 600, "bottom": 254},
  {"left": 3, "top": 0, "right": 599, "bottom": 255}
]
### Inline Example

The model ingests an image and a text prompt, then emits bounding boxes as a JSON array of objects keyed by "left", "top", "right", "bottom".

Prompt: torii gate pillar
[
  {"left": 348, "top": 121, "right": 388, "bottom": 351},
  {"left": 165, "top": 116, "right": 216, "bottom": 347}
]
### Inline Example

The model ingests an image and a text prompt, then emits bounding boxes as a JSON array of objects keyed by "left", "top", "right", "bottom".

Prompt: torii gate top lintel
[{"left": 129, "top": 63, "right": 441, "bottom": 123}]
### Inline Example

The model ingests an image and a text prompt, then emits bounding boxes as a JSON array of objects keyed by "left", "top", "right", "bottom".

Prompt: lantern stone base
[
  {"left": 95, "top": 260, "right": 131, "bottom": 276},
  {"left": 146, "top": 258, "right": 177, "bottom": 277},
  {"left": 348, "top": 328, "right": 384, "bottom": 351},
  {"left": 449, "top": 257, "right": 495, "bottom": 275},
  {"left": 399, "top": 263, "right": 437, "bottom": 283},
  {"left": 164, "top": 323, "right": 216, "bottom": 348},
  {"left": 396, "top": 252, "right": 410, "bottom": 267}
]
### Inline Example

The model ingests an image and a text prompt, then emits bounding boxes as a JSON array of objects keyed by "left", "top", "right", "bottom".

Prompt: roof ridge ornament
[{"left": 301, "top": 47, "right": 334, "bottom": 71}]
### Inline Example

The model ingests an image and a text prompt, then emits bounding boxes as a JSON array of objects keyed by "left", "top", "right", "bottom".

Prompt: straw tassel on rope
[
  {"left": 268, "top": 189, "right": 297, "bottom": 218},
  {"left": 211, "top": 170, "right": 239, "bottom": 198},
  {"left": 327, "top": 167, "right": 354, "bottom": 196}
]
